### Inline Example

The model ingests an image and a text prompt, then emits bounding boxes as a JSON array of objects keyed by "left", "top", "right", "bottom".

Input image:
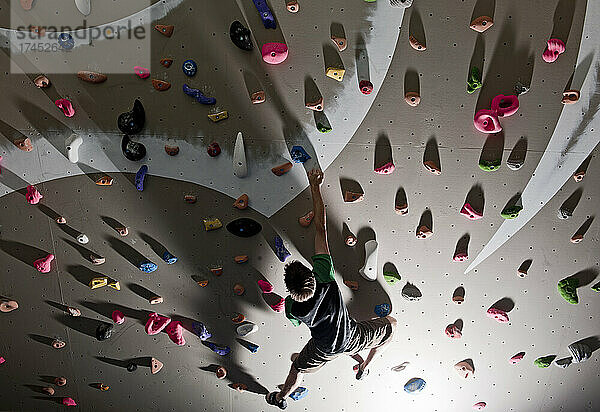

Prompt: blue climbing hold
[
  {"left": 252, "top": 0, "right": 276, "bottom": 29},
  {"left": 274, "top": 235, "right": 291, "bottom": 262},
  {"left": 374, "top": 303, "right": 391, "bottom": 317},
  {"left": 192, "top": 321, "right": 211, "bottom": 341},
  {"left": 404, "top": 378, "right": 426, "bottom": 394},
  {"left": 206, "top": 342, "right": 231, "bottom": 356},
  {"left": 183, "top": 84, "right": 216, "bottom": 105},
  {"left": 138, "top": 260, "right": 157, "bottom": 273},
  {"left": 135, "top": 165, "right": 148, "bottom": 191},
  {"left": 162, "top": 251, "right": 177, "bottom": 264},
  {"left": 289, "top": 387, "right": 308, "bottom": 401},
  {"left": 245, "top": 342, "right": 259, "bottom": 353},
  {"left": 290, "top": 146, "right": 311, "bottom": 163},
  {"left": 58, "top": 33, "right": 74, "bottom": 50},
  {"left": 182, "top": 59, "right": 197, "bottom": 77}
]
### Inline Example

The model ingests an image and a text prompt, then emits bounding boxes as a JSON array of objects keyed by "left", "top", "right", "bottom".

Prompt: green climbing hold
[
  {"left": 317, "top": 123, "right": 332, "bottom": 133},
  {"left": 478, "top": 159, "right": 501, "bottom": 172},
  {"left": 591, "top": 281, "right": 600, "bottom": 292},
  {"left": 501, "top": 205, "right": 523, "bottom": 219},
  {"left": 557, "top": 277, "right": 579, "bottom": 304},
  {"left": 534, "top": 355, "right": 556, "bottom": 368},
  {"left": 467, "top": 67, "right": 482, "bottom": 94},
  {"left": 383, "top": 271, "right": 402, "bottom": 285}
]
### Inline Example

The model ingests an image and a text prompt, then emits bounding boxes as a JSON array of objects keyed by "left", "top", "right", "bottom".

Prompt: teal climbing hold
[
  {"left": 557, "top": 277, "right": 579, "bottom": 304},
  {"left": 534, "top": 355, "right": 556, "bottom": 368}
]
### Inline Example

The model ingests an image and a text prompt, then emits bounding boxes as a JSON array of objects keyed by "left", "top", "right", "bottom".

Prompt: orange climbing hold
[
  {"left": 234, "top": 255, "right": 249, "bottom": 264},
  {"left": 184, "top": 194, "right": 197, "bottom": 203},
  {"left": 272, "top": 162, "right": 293, "bottom": 176},
  {"left": 299, "top": 211, "right": 314, "bottom": 227},
  {"left": 232, "top": 383, "right": 248, "bottom": 392},
  {"left": 95, "top": 175, "right": 113, "bottom": 186},
  {"left": 232, "top": 313, "right": 245, "bottom": 323},
  {"left": 251, "top": 91, "right": 266, "bottom": 104},
  {"left": 165, "top": 145, "right": 179, "bottom": 156},
  {"left": 216, "top": 366, "right": 227, "bottom": 379},
  {"left": 151, "top": 357, "right": 163, "bottom": 374},
  {"left": 152, "top": 79, "right": 171, "bottom": 91},
  {"left": 155, "top": 25, "right": 174, "bottom": 37},
  {"left": 423, "top": 160, "right": 441, "bottom": 175},
  {"left": 34, "top": 75, "right": 50, "bottom": 88},
  {"left": 14, "top": 138, "right": 34, "bottom": 152},
  {"left": 210, "top": 267, "right": 223, "bottom": 276},
  {"left": 344, "top": 191, "right": 364, "bottom": 203},
  {"left": 233, "top": 194, "right": 249, "bottom": 209},
  {"left": 0, "top": 300, "right": 18, "bottom": 312},
  {"left": 344, "top": 280, "right": 359, "bottom": 291},
  {"left": 160, "top": 58, "right": 173, "bottom": 68}
]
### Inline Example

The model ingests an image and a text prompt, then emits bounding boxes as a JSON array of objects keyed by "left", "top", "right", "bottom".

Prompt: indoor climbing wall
[{"left": 0, "top": 0, "right": 599, "bottom": 411}]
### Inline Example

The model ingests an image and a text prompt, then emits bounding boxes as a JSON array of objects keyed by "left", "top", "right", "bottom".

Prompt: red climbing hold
[
  {"left": 359, "top": 80, "right": 373, "bottom": 95},
  {"left": 26, "top": 185, "right": 43, "bottom": 205},
  {"left": 453, "top": 252, "right": 468, "bottom": 262},
  {"left": 34, "top": 254, "right": 54, "bottom": 273},
  {"left": 270, "top": 297, "right": 285, "bottom": 312},
  {"left": 542, "top": 38, "right": 565, "bottom": 63},
  {"left": 486, "top": 307, "right": 509, "bottom": 323},
  {"left": 423, "top": 160, "right": 441, "bottom": 175},
  {"left": 165, "top": 145, "right": 179, "bottom": 156},
  {"left": 261, "top": 43, "right": 288, "bottom": 64},
  {"left": 258, "top": 279, "right": 274, "bottom": 294},
  {"left": 207, "top": 142, "right": 221, "bottom": 157},
  {"left": 112, "top": 310, "right": 125, "bottom": 324},
  {"left": 134, "top": 66, "right": 150, "bottom": 79},
  {"left": 510, "top": 352, "right": 525, "bottom": 364},
  {"left": 445, "top": 324, "right": 462, "bottom": 339},
  {"left": 62, "top": 397, "right": 77, "bottom": 406},
  {"left": 473, "top": 401, "right": 487, "bottom": 410},
  {"left": 165, "top": 321, "right": 185, "bottom": 345},
  {"left": 145, "top": 313, "right": 171, "bottom": 335},
  {"left": 374, "top": 162, "right": 395, "bottom": 175},
  {"left": 473, "top": 109, "right": 502, "bottom": 133},
  {"left": 460, "top": 203, "right": 483, "bottom": 220},
  {"left": 155, "top": 25, "right": 174, "bottom": 37},
  {"left": 55, "top": 99, "right": 75, "bottom": 117},
  {"left": 491, "top": 94, "right": 519, "bottom": 117}
]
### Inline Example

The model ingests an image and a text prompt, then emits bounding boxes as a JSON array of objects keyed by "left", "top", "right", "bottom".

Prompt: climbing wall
[{"left": 0, "top": 0, "right": 599, "bottom": 411}]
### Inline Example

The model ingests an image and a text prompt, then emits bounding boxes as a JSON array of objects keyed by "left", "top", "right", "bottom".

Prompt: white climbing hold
[
  {"left": 359, "top": 240, "right": 378, "bottom": 281},
  {"left": 391, "top": 361, "right": 410, "bottom": 372},
  {"left": 75, "top": 0, "right": 91, "bottom": 16},
  {"left": 236, "top": 322, "right": 258, "bottom": 337},
  {"left": 65, "top": 133, "right": 83, "bottom": 163},
  {"left": 233, "top": 132, "right": 248, "bottom": 178},
  {"left": 77, "top": 234, "right": 89, "bottom": 244}
]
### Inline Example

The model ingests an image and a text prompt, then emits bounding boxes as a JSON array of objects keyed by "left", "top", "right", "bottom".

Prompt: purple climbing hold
[
  {"left": 252, "top": 0, "right": 276, "bottom": 29},
  {"left": 206, "top": 342, "right": 231, "bottom": 356},
  {"left": 274, "top": 235, "right": 291, "bottom": 262},
  {"left": 192, "top": 321, "right": 211, "bottom": 341},
  {"left": 135, "top": 165, "right": 148, "bottom": 191},
  {"left": 183, "top": 84, "right": 216, "bottom": 105}
]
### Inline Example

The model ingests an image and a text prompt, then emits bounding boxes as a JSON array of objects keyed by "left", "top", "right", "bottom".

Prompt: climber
[{"left": 266, "top": 168, "right": 397, "bottom": 410}]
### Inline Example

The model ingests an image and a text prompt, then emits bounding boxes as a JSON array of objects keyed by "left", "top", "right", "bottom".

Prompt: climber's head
[{"left": 284, "top": 260, "right": 316, "bottom": 302}]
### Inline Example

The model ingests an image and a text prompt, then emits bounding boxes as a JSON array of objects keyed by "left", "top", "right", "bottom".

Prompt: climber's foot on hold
[
  {"left": 356, "top": 365, "right": 369, "bottom": 380},
  {"left": 266, "top": 392, "right": 287, "bottom": 410},
  {"left": 135, "top": 165, "right": 148, "bottom": 191}
]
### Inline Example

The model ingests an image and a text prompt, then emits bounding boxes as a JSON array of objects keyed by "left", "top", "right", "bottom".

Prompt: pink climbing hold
[
  {"left": 473, "top": 109, "right": 501, "bottom": 133},
  {"left": 473, "top": 402, "right": 486, "bottom": 410},
  {"left": 453, "top": 252, "right": 468, "bottom": 262},
  {"left": 112, "top": 310, "right": 125, "bottom": 325},
  {"left": 0, "top": 357, "right": 5, "bottom": 364},
  {"left": 359, "top": 80, "right": 373, "bottom": 95},
  {"left": 145, "top": 312, "right": 171, "bottom": 335},
  {"left": 26, "top": 185, "right": 43, "bottom": 204},
  {"left": 486, "top": 307, "right": 509, "bottom": 323},
  {"left": 62, "top": 397, "right": 77, "bottom": 406},
  {"left": 270, "top": 297, "right": 285, "bottom": 313},
  {"left": 55, "top": 99, "right": 75, "bottom": 117},
  {"left": 258, "top": 279, "right": 274, "bottom": 294},
  {"left": 134, "top": 66, "right": 150, "bottom": 79},
  {"left": 374, "top": 162, "right": 395, "bottom": 175},
  {"left": 261, "top": 43, "right": 288, "bottom": 64},
  {"left": 542, "top": 38, "right": 565, "bottom": 63},
  {"left": 165, "top": 320, "right": 185, "bottom": 346},
  {"left": 34, "top": 254, "right": 54, "bottom": 273},
  {"left": 445, "top": 324, "right": 462, "bottom": 339},
  {"left": 491, "top": 94, "right": 519, "bottom": 117},
  {"left": 460, "top": 203, "right": 483, "bottom": 220},
  {"left": 509, "top": 352, "right": 525, "bottom": 364}
]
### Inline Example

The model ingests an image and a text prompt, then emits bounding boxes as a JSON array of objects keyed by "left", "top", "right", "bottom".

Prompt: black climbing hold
[
  {"left": 118, "top": 99, "right": 145, "bottom": 135},
  {"left": 96, "top": 323, "right": 114, "bottom": 341},
  {"left": 230, "top": 21, "right": 253, "bottom": 51},
  {"left": 122, "top": 135, "right": 146, "bottom": 162},
  {"left": 127, "top": 363, "right": 137, "bottom": 372},
  {"left": 226, "top": 218, "right": 262, "bottom": 238}
]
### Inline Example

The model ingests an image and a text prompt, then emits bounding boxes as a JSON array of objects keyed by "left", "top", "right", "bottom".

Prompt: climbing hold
[
  {"left": 116, "top": 227, "right": 128, "bottom": 236},
  {"left": 145, "top": 313, "right": 171, "bottom": 335},
  {"left": 391, "top": 361, "right": 410, "bottom": 372},
  {"left": 89, "top": 277, "right": 108, "bottom": 289},
  {"left": 206, "top": 342, "right": 231, "bottom": 356},
  {"left": 557, "top": 206, "right": 573, "bottom": 220},
  {"left": 325, "top": 67, "right": 345, "bottom": 81},
  {"left": 107, "top": 280, "right": 120, "bottom": 290},
  {"left": 402, "top": 282, "right": 422, "bottom": 301},
  {"left": 76, "top": 234, "right": 89, "bottom": 244},
  {"left": 258, "top": 280, "right": 274, "bottom": 294},
  {"left": 93, "top": 175, "right": 113, "bottom": 186},
  {"left": 474, "top": 109, "right": 502, "bottom": 133},
  {"left": 473, "top": 402, "right": 487, "bottom": 410},
  {"left": 390, "top": 0, "right": 412, "bottom": 7},
  {"left": 237, "top": 322, "right": 258, "bottom": 337},
  {"left": 229, "top": 21, "right": 253, "bottom": 51},
  {"left": 20, "top": 0, "right": 33, "bottom": 11},
  {"left": 453, "top": 296, "right": 464, "bottom": 305},
  {"left": 316, "top": 121, "right": 332, "bottom": 133},
  {"left": 331, "top": 35, "right": 347, "bottom": 52},
  {"left": 151, "top": 358, "right": 164, "bottom": 374},
  {"left": 193, "top": 277, "right": 209, "bottom": 287},
  {"left": 591, "top": 282, "right": 600, "bottom": 292},
  {"left": 467, "top": 67, "right": 482, "bottom": 93},
  {"left": 42, "top": 387, "right": 54, "bottom": 395},
  {"left": 345, "top": 234, "right": 357, "bottom": 246},
  {"left": 557, "top": 277, "right": 579, "bottom": 304},
  {"left": 160, "top": 58, "right": 173, "bottom": 68},
  {"left": 77, "top": 71, "right": 107, "bottom": 84},
  {"left": 138, "top": 260, "right": 158, "bottom": 273},
  {"left": 57, "top": 33, "right": 74, "bottom": 50},
  {"left": 570, "top": 233, "right": 584, "bottom": 243},
  {"left": 568, "top": 342, "right": 591, "bottom": 363},
  {"left": 286, "top": 0, "right": 299, "bottom": 12},
  {"left": 216, "top": 366, "right": 227, "bottom": 379},
  {"left": 262, "top": 43, "right": 288, "bottom": 64},
  {"left": 118, "top": 99, "right": 145, "bottom": 135},
  {"left": 0, "top": 300, "right": 18, "bottom": 313},
  {"left": 383, "top": 271, "right": 401, "bottom": 285},
  {"left": 562, "top": 90, "right": 580, "bottom": 104},
  {"left": 26, "top": 185, "right": 43, "bottom": 204},
  {"left": 55, "top": 99, "right": 75, "bottom": 117},
  {"left": 208, "top": 111, "right": 228, "bottom": 122},
  {"left": 453, "top": 251, "right": 468, "bottom": 262},
  {"left": 374, "top": 303, "right": 391, "bottom": 317},
  {"left": 155, "top": 24, "right": 174, "bottom": 37},
  {"left": 416, "top": 224, "right": 433, "bottom": 239},
  {"left": 14, "top": 137, "right": 33, "bottom": 152},
  {"left": 165, "top": 321, "right": 185, "bottom": 345},
  {"left": 164, "top": 145, "right": 179, "bottom": 156},
  {"left": 233, "top": 283, "right": 245, "bottom": 296},
  {"left": 34, "top": 254, "right": 54, "bottom": 273},
  {"left": 233, "top": 194, "right": 249, "bottom": 210},
  {"left": 404, "top": 377, "right": 426, "bottom": 393},
  {"left": 445, "top": 324, "right": 462, "bottom": 339},
  {"left": 152, "top": 79, "right": 171, "bottom": 91},
  {"left": 542, "top": 38, "right": 565, "bottom": 63},
  {"left": 359, "top": 80, "right": 373, "bottom": 95},
  {"left": 460, "top": 203, "right": 483, "bottom": 220},
  {"left": 33, "top": 75, "right": 50, "bottom": 88},
  {"left": 207, "top": 142, "right": 221, "bottom": 157},
  {"left": 510, "top": 352, "right": 525, "bottom": 364},
  {"left": 470, "top": 16, "right": 494, "bottom": 33},
  {"left": 344, "top": 191, "right": 364, "bottom": 203},
  {"left": 251, "top": 91, "right": 265, "bottom": 104},
  {"left": 306, "top": 97, "right": 324, "bottom": 111},
  {"left": 491, "top": 94, "right": 519, "bottom": 117},
  {"left": 162, "top": 251, "right": 177, "bottom": 264},
  {"left": 203, "top": 217, "right": 223, "bottom": 231},
  {"left": 96, "top": 383, "right": 110, "bottom": 391},
  {"left": 57, "top": 217, "right": 67, "bottom": 224},
  {"left": 231, "top": 313, "right": 245, "bottom": 323},
  {"left": 409, "top": 35, "right": 426, "bottom": 51},
  {"left": 134, "top": 66, "right": 150, "bottom": 79},
  {"left": 275, "top": 235, "right": 291, "bottom": 262},
  {"left": 486, "top": 307, "right": 509, "bottom": 323},
  {"left": 290, "top": 387, "right": 308, "bottom": 401},
  {"left": 454, "top": 361, "right": 474, "bottom": 378},
  {"left": 127, "top": 363, "right": 137, "bottom": 372},
  {"left": 96, "top": 323, "right": 113, "bottom": 341},
  {"left": 404, "top": 92, "right": 420, "bottom": 107},
  {"left": 299, "top": 211, "right": 314, "bottom": 227},
  {"left": 272, "top": 162, "right": 293, "bottom": 176},
  {"left": 423, "top": 160, "right": 441, "bottom": 175},
  {"left": 395, "top": 199, "right": 409, "bottom": 215},
  {"left": 183, "top": 84, "right": 216, "bottom": 105},
  {"left": 506, "top": 157, "right": 524, "bottom": 170},
  {"left": 135, "top": 165, "right": 148, "bottom": 191},
  {"left": 479, "top": 159, "right": 501, "bottom": 172},
  {"left": 374, "top": 161, "right": 395, "bottom": 175},
  {"left": 270, "top": 297, "right": 285, "bottom": 312},
  {"left": 573, "top": 170, "right": 585, "bottom": 182},
  {"left": 149, "top": 296, "right": 163, "bottom": 304},
  {"left": 515, "top": 81, "right": 530, "bottom": 95},
  {"left": 555, "top": 357, "right": 572, "bottom": 368},
  {"left": 112, "top": 310, "right": 125, "bottom": 324},
  {"left": 192, "top": 321, "right": 212, "bottom": 340},
  {"left": 55, "top": 377, "right": 67, "bottom": 386},
  {"left": 226, "top": 218, "right": 262, "bottom": 237},
  {"left": 182, "top": 59, "right": 197, "bottom": 77},
  {"left": 67, "top": 307, "right": 80, "bottom": 316},
  {"left": 235, "top": 255, "right": 249, "bottom": 264},
  {"left": 122, "top": 135, "right": 146, "bottom": 161},
  {"left": 62, "top": 397, "right": 77, "bottom": 407},
  {"left": 210, "top": 266, "right": 222, "bottom": 276},
  {"left": 501, "top": 205, "right": 523, "bottom": 219},
  {"left": 534, "top": 355, "right": 556, "bottom": 368},
  {"left": 344, "top": 280, "right": 359, "bottom": 291},
  {"left": 252, "top": 0, "right": 276, "bottom": 29},
  {"left": 52, "top": 338, "right": 66, "bottom": 349},
  {"left": 291, "top": 146, "right": 311, "bottom": 163},
  {"left": 359, "top": 240, "right": 379, "bottom": 281}
]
